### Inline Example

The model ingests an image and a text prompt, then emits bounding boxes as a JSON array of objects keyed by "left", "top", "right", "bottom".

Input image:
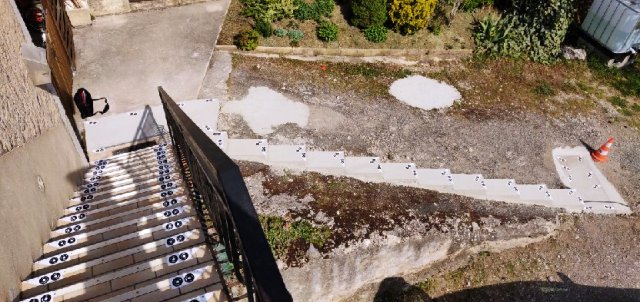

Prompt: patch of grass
[
  {"left": 587, "top": 56, "right": 640, "bottom": 97},
  {"left": 416, "top": 278, "right": 437, "bottom": 293},
  {"left": 575, "top": 81, "right": 596, "bottom": 95},
  {"left": 478, "top": 250, "right": 491, "bottom": 257},
  {"left": 609, "top": 96, "right": 628, "bottom": 108},
  {"left": 632, "top": 103, "right": 640, "bottom": 112},
  {"left": 532, "top": 80, "right": 557, "bottom": 97},
  {"left": 259, "top": 215, "right": 331, "bottom": 260}
]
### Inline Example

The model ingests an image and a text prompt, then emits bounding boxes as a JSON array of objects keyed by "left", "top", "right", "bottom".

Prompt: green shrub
[
  {"left": 274, "top": 28, "right": 288, "bottom": 37},
  {"left": 461, "top": 0, "right": 494, "bottom": 11},
  {"left": 316, "top": 20, "right": 339, "bottom": 41},
  {"left": 233, "top": 30, "right": 260, "bottom": 51},
  {"left": 255, "top": 18, "right": 273, "bottom": 37},
  {"left": 388, "top": 0, "right": 438, "bottom": 35},
  {"left": 363, "top": 24, "right": 388, "bottom": 43},
  {"left": 350, "top": 0, "right": 387, "bottom": 29},
  {"left": 259, "top": 215, "right": 331, "bottom": 260},
  {"left": 240, "top": 0, "right": 298, "bottom": 23},
  {"left": 472, "top": 0, "right": 575, "bottom": 63},
  {"left": 293, "top": 0, "right": 335, "bottom": 21},
  {"left": 288, "top": 29, "right": 304, "bottom": 42}
]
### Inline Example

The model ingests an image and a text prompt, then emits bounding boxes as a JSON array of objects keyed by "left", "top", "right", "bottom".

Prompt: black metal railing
[{"left": 159, "top": 87, "right": 292, "bottom": 302}]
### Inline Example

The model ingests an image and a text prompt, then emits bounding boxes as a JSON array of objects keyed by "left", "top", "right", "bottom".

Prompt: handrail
[{"left": 158, "top": 87, "right": 292, "bottom": 302}]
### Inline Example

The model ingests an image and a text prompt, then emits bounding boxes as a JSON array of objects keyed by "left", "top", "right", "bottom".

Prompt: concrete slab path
[{"left": 73, "top": 0, "right": 230, "bottom": 116}]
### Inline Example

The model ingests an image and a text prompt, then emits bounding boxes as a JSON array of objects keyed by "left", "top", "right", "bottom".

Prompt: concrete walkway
[{"left": 73, "top": 0, "right": 230, "bottom": 116}]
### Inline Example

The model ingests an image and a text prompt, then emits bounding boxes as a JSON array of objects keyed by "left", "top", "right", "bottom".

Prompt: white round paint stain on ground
[
  {"left": 389, "top": 75, "right": 461, "bottom": 110},
  {"left": 222, "top": 86, "right": 310, "bottom": 135}
]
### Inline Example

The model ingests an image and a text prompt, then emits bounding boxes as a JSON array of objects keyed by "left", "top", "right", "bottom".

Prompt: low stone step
[
  {"left": 583, "top": 201, "right": 632, "bottom": 214},
  {"left": 208, "top": 131, "right": 228, "bottom": 152},
  {"left": 226, "top": 139, "right": 268, "bottom": 161},
  {"left": 451, "top": 174, "right": 487, "bottom": 197},
  {"left": 22, "top": 245, "right": 213, "bottom": 301},
  {"left": 267, "top": 144, "right": 306, "bottom": 166},
  {"left": 415, "top": 169, "right": 454, "bottom": 192},
  {"left": 45, "top": 205, "right": 195, "bottom": 256},
  {"left": 548, "top": 189, "right": 584, "bottom": 213},
  {"left": 380, "top": 163, "right": 417, "bottom": 183},
  {"left": 343, "top": 156, "right": 383, "bottom": 179},
  {"left": 305, "top": 151, "right": 345, "bottom": 172},
  {"left": 484, "top": 179, "right": 519, "bottom": 201},
  {"left": 35, "top": 219, "right": 202, "bottom": 274},
  {"left": 517, "top": 184, "right": 552, "bottom": 206}
]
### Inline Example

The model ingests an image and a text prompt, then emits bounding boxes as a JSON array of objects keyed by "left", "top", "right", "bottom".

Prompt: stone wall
[
  {"left": 0, "top": 2, "right": 87, "bottom": 301},
  {"left": 0, "top": 0, "right": 62, "bottom": 155}
]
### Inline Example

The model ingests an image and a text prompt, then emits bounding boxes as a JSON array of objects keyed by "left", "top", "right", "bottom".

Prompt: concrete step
[
  {"left": 415, "top": 168, "right": 454, "bottom": 192},
  {"left": 226, "top": 139, "right": 268, "bottom": 161},
  {"left": 305, "top": 151, "right": 345, "bottom": 173},
  {"left": 483, "top": 179, "right": 519, "bottom": 201},
  {"left": 34, "top": 220, "right": 203, "bottom": 274},
  {"left": 451, "top": 174, "right": 487, "bottom": 197},
  {"left": 95, "top": 143, "right": 170, "bottom": 163},
  {"left": 22, "top": 245, "right": 213, "bottom": 301},
  {"left": 267, "top": 144, "right": 306, "bottom": 166},
  {"left": 380, "top": 163, "right": 417, "bottom": 183},
  {"left": 548, "top": 189, "right": 584, "bottom": 213},
  {"left": 343, "top": 156, "right": 383, "bottom": 180},
  {"left": 583, "top": 202, "right": 632, "bottom": 214},
  {"left": 209, "top": 131, "right": 228, "bottom": 152},
  {"left": 516, "top": 184, "right": 552, "bottom": 206}
]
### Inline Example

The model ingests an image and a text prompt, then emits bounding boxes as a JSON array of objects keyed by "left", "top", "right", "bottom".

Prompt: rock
[{"left": 562, "top": 46, "right": 587, "bottom": 61}]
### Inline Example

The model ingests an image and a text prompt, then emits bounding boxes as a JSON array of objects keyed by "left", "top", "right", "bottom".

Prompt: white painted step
[
  {"left": 380, "top": 163, "right": 417, "bottom": 183},
  {"left": 484, "top": 179, "right": 519, "bottom": 201},
  {"left": 517, "top": 184, "right": 552, "bottom": 206},
  {"left": 344, "top": 157, "right": 382, "bottom": 177},
  {"left": 583, "top": 202, "right": 632, "bottom": 214},
  {"left": 267, "top": 144, "right": 306, "bottom": 165},
  {"left": 548, "top": 189, "right": 584, "bottom": 213},
  {"left": 226, "top": 139, "right": 268, "bottom": 161},
  {"left": 305, "top": 151, "right": 345, "bottom": 173},
  {"left": 208, "top": 131, "right": 228, "bottom": 152},
  {"left": 415, "top": 168, "right": 454, "bottom": 192},
  {"left": 451, "top": 174, "right": 487, "bottom": 197}
]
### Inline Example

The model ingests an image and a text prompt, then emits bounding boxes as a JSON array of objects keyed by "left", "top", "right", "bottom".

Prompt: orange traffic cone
[{"left": 591, "top": 138, "right": 614, "bottom": 162}]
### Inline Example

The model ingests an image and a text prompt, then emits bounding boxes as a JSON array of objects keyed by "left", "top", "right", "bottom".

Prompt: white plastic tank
[{"left": 582, "top": 0, "right": 640, "bottom": 54}]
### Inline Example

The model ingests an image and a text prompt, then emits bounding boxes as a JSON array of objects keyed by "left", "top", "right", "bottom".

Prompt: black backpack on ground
[{"left": 73, "top": 88, "right": 110, "bottom": 119}]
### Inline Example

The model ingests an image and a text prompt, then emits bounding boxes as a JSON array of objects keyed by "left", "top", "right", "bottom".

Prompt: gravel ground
[{"left": 211, "top": 55, "right": 640, "bottom": 300}]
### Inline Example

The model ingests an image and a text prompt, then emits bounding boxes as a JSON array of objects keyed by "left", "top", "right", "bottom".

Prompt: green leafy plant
[
  {"left": 363, "top": 24, "right": 388, "bottom": 43},
  {"left": 233, "top": 29, "right": 260, "bottom": 51},
  {"left": 293, "top": 0, "right": 335, "bottom": 21},
  {"left": 255, "top": 18, "right": 273, "bottom": 37},
  {"left": 259, "top": 216, "right": 331, "bottom": 260},
  {"left": 240, "top": 0, "right": 298, "bottom": 23},
  {"left": 316, "top": 20, "right": 339, "bottom": 41},
  {"left": 472, "top": 0, "right": 575, "bottom": 63},
  {"left": 274, "top": 28, "right": 288, "bottom": 37},
  {"left": 388, "top": 0, "right": 438, "bottom": 35},
  {"left": 461, "top": 0, "right": 494, "bottom": 11},
  {"left": 288, "top": 28, "right": 304, "bottom": 42},
  {"left": 350, "top": 0, "right": 387, "bottom": 29}
]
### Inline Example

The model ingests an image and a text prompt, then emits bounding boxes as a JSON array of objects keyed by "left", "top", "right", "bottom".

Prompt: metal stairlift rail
[{"left": 159, "top": 87, "right": 293, "bottom": 302}]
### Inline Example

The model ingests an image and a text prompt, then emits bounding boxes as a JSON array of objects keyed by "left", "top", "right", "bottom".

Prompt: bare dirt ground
[{"left": 212, "top": 53, "right": 640, "bottom": 300}]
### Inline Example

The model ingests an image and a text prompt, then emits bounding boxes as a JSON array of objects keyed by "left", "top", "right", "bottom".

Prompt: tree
[
  {"left": 350, "top": 0, "right": 387, "bottom": 29},
  {"left": 388, "top": 0, "right": 438, "bottom": 35}
]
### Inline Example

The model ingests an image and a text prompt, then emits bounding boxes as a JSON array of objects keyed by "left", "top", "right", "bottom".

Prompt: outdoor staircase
[
  {"left": 19, "top": 143, "right": 228, "bottom": 302},
  {"left": 204, "top": 132, "right": 631, "bottom": 215}
]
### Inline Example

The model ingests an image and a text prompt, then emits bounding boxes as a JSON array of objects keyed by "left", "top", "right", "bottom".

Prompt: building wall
[
  {"left": 0, "top": 0, "right": 62, "bottom": 155},
  {"left": 0, "top": 1, "right": 87, "bottom": 301}
]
